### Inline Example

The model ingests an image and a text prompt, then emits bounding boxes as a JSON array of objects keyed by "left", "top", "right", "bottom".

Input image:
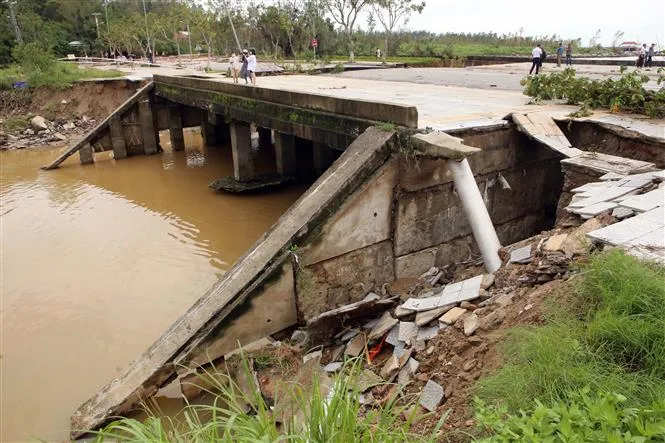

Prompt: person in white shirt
[
  {"left": 229, "top": 53, "right": 239, "bottom": 83},
  {"left": 247, "top": 49, "right": 257, "bottom": 85},
  {"left": 529, "top": 44, "right": 543, "bottom": 75}
]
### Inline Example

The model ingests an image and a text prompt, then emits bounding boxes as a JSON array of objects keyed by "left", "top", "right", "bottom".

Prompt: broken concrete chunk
[
  {"left": 419, "top": 267, "right": 440, "bottom": 280},
  {"left": 480, "top": 273, "right": 495, "bottom": 290},
  {"left": 394, "top": 305, "right": 416, "bottom": 318},
  {"left": 562, "top": 218, "right": 604, "bottom": 256},
  {"left": 30, "top": 116, "right": 49, "bottom": 130},
  {"left": 367, "top": 311, "right": 398, "bottom": 342},
  {"left": 612, "top": 207, "right": 634, "bottom": 219},
  {"left": 323, "top": 361, "right": 343, "bottom": 373},
  {"left": 510, "top": 245, "right": 532, "bottom": 264},
  {"left": 380, "top": 349, "right": 412, "bottom": 380},
  {"left": 416, "top": 325, "right": 439, "bottom": 342},
  {"left": 290, "top": 330, "right": 308, "bottom": 345},
  {"left": 344, "top": 333, "right": 366, "bottom": 357},
  {"left": 401, "top": 295, "right": 442, "bottom": 312},
  {"left": 356, "top": 369, "right": 383, "bottom": 392},
  {"left": 398, "top": 321, "right": 419, "bottom": 343},
  {"left": 363, "top": 318, "right": 379, "bottom": 330},
  {"left": 364, "top": 292, "right": 380, "bottom": 301},
  {"left": 439, "top": 307, "right": 467, "bottom": 325},
  {"left": 463, "top": 314, "right": 480, "bottom": 336},
  {"left": 544, "top": 234, "right": 569, "bottom": 252},
  {"left": 303, "top": 350, "right": 323, "bottom": 364},
  {"left": 600, "top": 172, "right": 626, "bottom": 181},
  {"left": 339, "top": 329, "right": 359, "bottom": 342},
  {"left": 415, "top": 304, "right": 453, "bottom": 326},
  {"left": 419, "top": 380, "right": 444, "bottom": 412},
  {"left": 438, "top": 275, "right": 483, "bottom": 306},
  {"left": 393, "top": 341, "right": 408, "bottom": 358}
]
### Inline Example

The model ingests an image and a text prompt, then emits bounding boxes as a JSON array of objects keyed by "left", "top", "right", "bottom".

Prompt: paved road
[{"left": 333, "top": 63, "right": 663, "bottom": 91}]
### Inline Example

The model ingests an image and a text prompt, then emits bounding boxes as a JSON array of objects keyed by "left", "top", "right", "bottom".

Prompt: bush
[
  {"left": 474, "top": 389, "right": 665, "bottom": 442},
  {"left": 521, "top": 68, "right": 665, "bottom": 118},
  {"left": 476, "top": 250, "right": 665, "bottom": 410}
]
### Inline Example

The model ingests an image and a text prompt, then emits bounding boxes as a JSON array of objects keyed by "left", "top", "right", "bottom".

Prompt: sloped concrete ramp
[
  {"left": 70, "top": 127, "right": 396, "bottom": 438},
  {"left": 512, "top": 112, "right": 583, "bottom": 158}
]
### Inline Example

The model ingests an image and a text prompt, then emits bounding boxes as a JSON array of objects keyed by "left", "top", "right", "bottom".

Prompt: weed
[
  {"left": 476, "top": 250, "right": 665, "bottom": 411},
  {"left": 330, "top": 63, "right": 345, "bottom": 74},
  {"left": 3, "top": 115, "right": 31, "bottom": 133}
]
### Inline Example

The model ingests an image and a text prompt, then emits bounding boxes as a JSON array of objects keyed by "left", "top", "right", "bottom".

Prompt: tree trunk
[{"left": 384, "top": 35, "right": 389, "bottom": 59}]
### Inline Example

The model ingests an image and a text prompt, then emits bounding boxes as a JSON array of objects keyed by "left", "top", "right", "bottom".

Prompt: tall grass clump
[
  {"left": 476, "top": 250, "right": 665, "bottom": 411},
  {"left": 93, "top": 358, "right": 445, "bottom": 442}
]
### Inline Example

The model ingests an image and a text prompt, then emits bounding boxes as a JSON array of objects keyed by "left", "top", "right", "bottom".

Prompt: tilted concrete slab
[
  {"left": 512, "top": 112, "right": 583, "bottom": 158},
  {"left": 70, "top": 126, "right": 396, "bottom": 438},
  {"left": 411, "top": 131, "right": 481, "bottom": 159}
]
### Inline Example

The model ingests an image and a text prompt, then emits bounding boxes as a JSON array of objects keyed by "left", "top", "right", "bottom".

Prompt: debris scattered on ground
[{"left": 1, "top": 115, "right": 97, "bottom": 150}]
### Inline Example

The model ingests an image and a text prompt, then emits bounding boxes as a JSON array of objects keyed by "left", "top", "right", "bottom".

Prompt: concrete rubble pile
[
  {"left": 566, "top": 169, "right": 665, "bottom": 263},
  {"left": 0, "top": 115, "right": 95, "bottom": 150}
]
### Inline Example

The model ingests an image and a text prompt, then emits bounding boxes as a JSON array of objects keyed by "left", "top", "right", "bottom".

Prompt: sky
[{"left": 397, "top": 0, "right": 665, "bottom": 46}]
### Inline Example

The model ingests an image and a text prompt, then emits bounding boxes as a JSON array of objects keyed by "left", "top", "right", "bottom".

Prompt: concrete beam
[
  {"left": 138, "top": 99, "right": 158, "bottom": 155},
  {"left": 109, "top": 115, "right": 127, "bottom": 159},
  {"left": 79, "top": 143, "right": 94, "bottom": 164},
  {"left": 230, "top": 121, "right": 254, "bottom": 181},
  {"left": 169, "top": 106, "right": 185, "bottom": 151},
  {"left": 411, "top": 131, "right": 480, "bottom": 159},
  {"left": 275, "top": 132, "right": 297, "bottom": 177}
]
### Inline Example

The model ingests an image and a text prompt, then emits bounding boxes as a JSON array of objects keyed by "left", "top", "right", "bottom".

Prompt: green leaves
[{"left": 521, "top": 68, "right": 665, "bottom": 118}]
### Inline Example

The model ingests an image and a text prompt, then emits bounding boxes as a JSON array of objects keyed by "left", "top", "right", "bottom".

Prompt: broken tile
[
  {"left": 463, "top": 314, "right": 480, "bottom": 336},
  {"left": 571, "top": 181, "right": 612, "bottom": 193},
  {"left": 419, "top": 267, "right": 440, "bottom": 279},
  {"left": 344, "top": 333, "right": 366, "bottom": 357},
  {"left": 635, "top": 207, "right": 665, "bottom": 224},
  {"left": 416, "top": 324, "right": 439, "bottom": 342},
  {"left": 509, "top": 245, "right": 532, "bottom": 264},
  {"left": 397, "top": 366, "right": 412, "bottom": 387},
  {"left": 330, "top": 345, "right": 345, "bottom": 362},
  {"left": 406, "top": 357, "right": 420, "bottom": 374},
  {"left": 401, "top": 295, "right": 442, "bottom": 312},
  {"left": 367, "top": 311, "right": 398, "bottom": 341},
  {"left": 394, "top": 305, "right": 415, "bottom": 318},
  {"left": 364, "top": 292, "right": 380, "bottom": 301},
  {"left": 480, "top": 273, "right": 495, "bottom": 290},
  {"left": 363, "top": 318, "right": 379, "bottom": 330},
  {"left": 339, "top": 329, "right": 359, "bottom": 342},
  {"left": 568, "top": 186, "right": 639, "bottom": 209},
  {"left": 544, "top": 234, "right": 568, "bottom": 251},
  {"left": 612, "top": 207, "right": 634, "bottom": 219},
  {"left": 570, "top": 201, "right": 618, "bottom": 217},
  {"left": 600, "top": 172, "right": 626, "bottom": 181},
  {"left": 398, "top": 321, "right": 419, "bottom": 343},
  {"left": 439, "top": 307, "right": 467, "bottom": 325},
  {"left": 380, "top": 349, "right": 412, "bottom": 380},
  {"left": 385, "top": 325, "right": 400, "bottom": 346},
  {"left": 419, "top": 380, "right": 444, "bottom": 412},
  {"left": 393, "top": 341, "right": 408, "bottom": 358},
  {"left": 415, "top": 305, "right": 453, "bottom": 326},
  {"left": 619, "top": 189, "right": 665, "bottom": 213},
  {"left": 323, "top": 361, "right": 343, "bottom": 372}
]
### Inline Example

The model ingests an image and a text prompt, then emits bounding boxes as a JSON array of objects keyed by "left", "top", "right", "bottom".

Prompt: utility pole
[
  {"left": 140, "top": 0, "right": 151, "bottom": 59},
  {"left": 92, "top": 13, "right": 101, "bottom": 38},
  {"left": 6, "top": 0, "right": 23, "bottom": 45}
]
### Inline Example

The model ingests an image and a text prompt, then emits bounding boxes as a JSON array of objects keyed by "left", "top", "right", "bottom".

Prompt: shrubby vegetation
[
  {"left": 475, "top": 250, "right": 665, "bottom": 439},
  {"left": 521, "top": 67, "right": 665, "bottom": 118}
]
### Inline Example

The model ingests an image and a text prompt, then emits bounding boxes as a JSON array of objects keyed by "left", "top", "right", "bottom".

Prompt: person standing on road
[
  {"left": 646, "top": 43, "right": 655, "bottom": 68},
  {"left": 247, "top": 48, "right": 257, "bottom": 86},
  {"left": 529, "top": 44, "right": 543, "bottom": 75},
  {"left": 240, "top": 49, "right": 249, "bottom": 84},
  {"left": 229, "top": 52, "right": 239, "bottom": 83},
  {"left": 565, "top": 43, "right": 573, "bottom": 66},
  {"left": 556, "top": 42, "right": 564, "bottom": 67},
  {"left": 636, "top": 44, "right": 646, "bottom": 68}
]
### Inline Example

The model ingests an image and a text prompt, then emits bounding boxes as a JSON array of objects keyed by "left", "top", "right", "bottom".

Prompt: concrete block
[
  {"left": 302, "top": 161, "right": 397, "bottom": 266},
  {"left": 109, "top": 115, "right": 127, "bottom": 159},
  {"left": 411, "top": 131, "right": 480, "bottom": 159},
  {"left": 544, "top": 234, "right": 569, "bottom": 252},
  {"left": 367, "top": 311, "right": 398, "bottom": 342},
  {"left": 395, "top": 247, "right": 438, "bottom": 279},
  {"left": 398, "top": 321, "right": 419, "bottom": 343},
  {"left": 439, "top": 307, "right": 467, "bottom": 325},
  {"left": 79, "top": 144, "right": 94, "bottom": 164},
  {"left": 415, "top": 305, "right": 452, "bottom": 326},
  {"left": 510, "top": 245, "right": 532, "bottom": 264},
  {"left": 345, "top": 333, "right": 366, "bottom": 357},
  {"left": 416, "top": 325, "right": 439, "bottom": 341},
  {"left": 463, "top": 313, "right": 479, "bottom": 336},
  {"left": 168, "top": 106, "right": 185, "bottom": 152},
  {"left": 230, "top": 121, "right": 254, "bottom": 182}
]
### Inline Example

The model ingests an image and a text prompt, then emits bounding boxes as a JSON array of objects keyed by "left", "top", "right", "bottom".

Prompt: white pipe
[{"left": 448, "top": 158, "right": 502, "bottom": 273}]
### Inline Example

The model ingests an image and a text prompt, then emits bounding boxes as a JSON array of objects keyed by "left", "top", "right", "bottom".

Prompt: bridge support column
[
  {"left": 109, "top": 115, "right": 127, "bottom": 159},
  {"left": 200, "top": 111, "right": 218, "bottom": 147},
  {"left": 258, "top": 127, "right": 272, "bottom": 150},
  {"left": 230, "top": 121, "right": 254, "bottom": 182},
  {"left": 313, "top": 142, "right": 334, "bottom": 175},
  {"left": 169, "top": 106, "right": 185, "bottom": 151},
  {"left": 138, "top": 98, "right": 158, "bottom": 155},
  {"left": 275, "top": 132, "right": 297, "bottom": 177},
  {"left": 79, "top": 143, "right": 94, "bottom": 164}
]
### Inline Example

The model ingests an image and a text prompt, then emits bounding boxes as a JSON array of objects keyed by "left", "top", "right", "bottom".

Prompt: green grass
[
  {"left": 0, "top": 63, "right": 122, "bottom": 91},
  {"left": 93, "top": 358, "right": 446, "bottom": 442},
  {"left": 476, "top": 250, "right": 665, "bottom": 411},
  {"left": 3, "top": 115, "right": 31, "bottom": 133}
]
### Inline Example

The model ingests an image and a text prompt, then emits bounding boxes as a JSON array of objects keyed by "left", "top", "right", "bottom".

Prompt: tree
[
  {"left": 323, "top": 0, "right": 374, "bottom": 61},
  {"left": 589, "top": 29, "right": 601, "bottom": 48},
  {"left": 612, "top": 30, "right": 624, "bottom": 48},
  {"left": 371, "top": 0, "right": 424, "bottom": 58},
  {"left": 154, "top": 3, "right": 190, "bottom": 58}
]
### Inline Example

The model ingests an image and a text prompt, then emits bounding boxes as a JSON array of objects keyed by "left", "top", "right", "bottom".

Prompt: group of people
[
  {"left": 529, "top": 42, "right": 573, "bottom": 75},
  {"left": 636, "top": 43, "right": 656, "bottom": 68},
  {"left": 229, "top": 49, "right": 257, "bottom": 85}
]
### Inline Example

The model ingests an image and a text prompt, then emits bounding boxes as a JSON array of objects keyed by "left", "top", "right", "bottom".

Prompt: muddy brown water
[{"left": 0, "top": 130, "right": 306, "bottom": 442}]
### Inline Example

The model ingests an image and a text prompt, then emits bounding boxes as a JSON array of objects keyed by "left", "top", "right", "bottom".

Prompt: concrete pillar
[
  {"left": 258, "top": 127, "right": 272, "bottom": 150},
  {"left": 200, "top": 111, "right": 217, "bottom": 147},
  {"left": 313, "top": 142, "right": 334, "bottom": 175},
  {"left": 109, "top": 115, "right": 127, "bottom": 159},
  {"left": 169, "top": 106, "right": 185, "bottom": 152},
  {"left": 230, "top": 121, "right": 254, "bottom": 182},
  {"left": 138, "top": 99, "right": 158, "bottom": 155},
  {"left": 448, "top": 158, "right": 502, "bottom": 273},
  {"left": 275, "top": 132, "right": 297, "bottom": 177},
  {"left": 79, "top": 143, "right": 94, "bottom": 164}
]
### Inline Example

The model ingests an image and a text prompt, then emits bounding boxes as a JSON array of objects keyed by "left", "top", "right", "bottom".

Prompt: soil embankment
[{"left": 0, "top": 78, "right": 144, "bottom": 150}]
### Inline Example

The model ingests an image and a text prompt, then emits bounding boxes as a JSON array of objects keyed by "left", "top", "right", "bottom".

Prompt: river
[{"left": 0, "top": 131, "right": 306, "bottom": 442}]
